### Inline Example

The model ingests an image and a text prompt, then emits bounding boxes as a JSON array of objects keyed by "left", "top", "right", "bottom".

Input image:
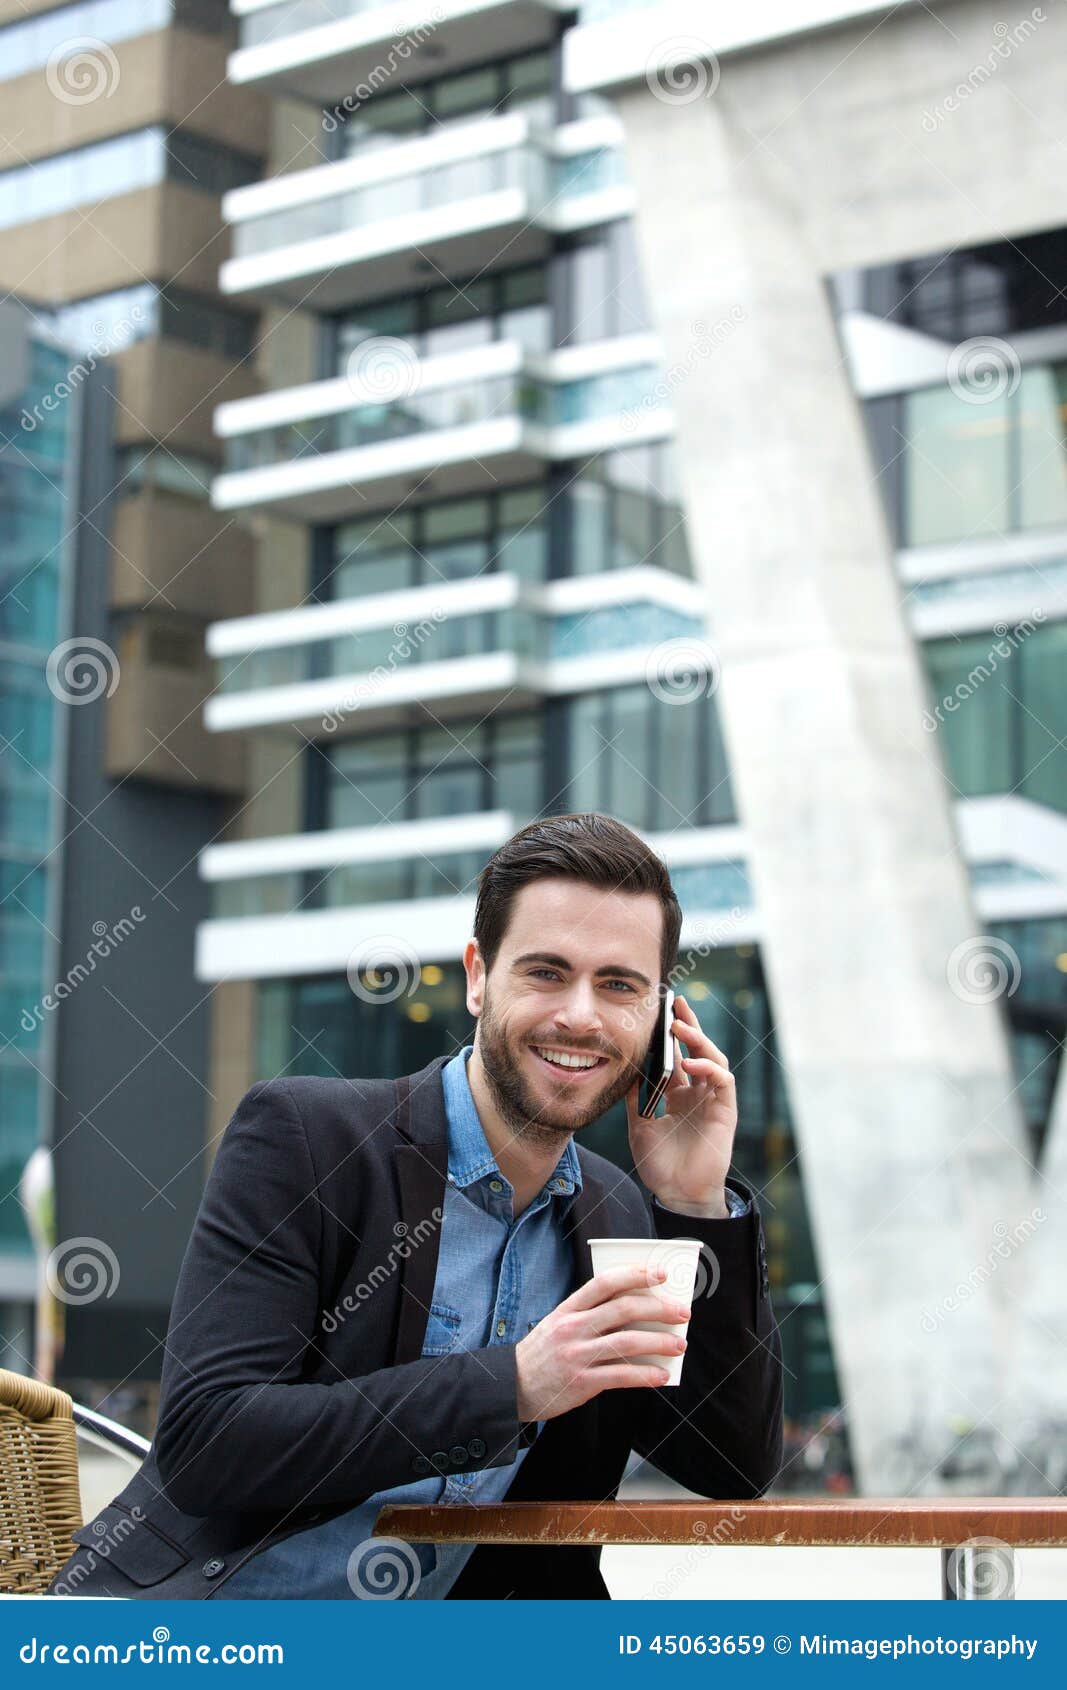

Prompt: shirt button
[
  {"left": 202, "top": 1559, "right": 226, "bottom": 1578},
  {"left": 431, "top": 1450, "right": 449, "bottom": 1472},
  {"left": 468, "top": 1437, "right": 486, "bottom": 1459},
  {"left": 489, "top": 1178, "right": 503, "bottom": 1193},
  {"left": 495, "top": 1319, "right": 507, "bottom": 1337},
  {"left": 449, "top": 1444, "right": 468, "bottom": 1466},
  {"left": 556, "top": 1178, "right": 566, "bottom": 1190}
]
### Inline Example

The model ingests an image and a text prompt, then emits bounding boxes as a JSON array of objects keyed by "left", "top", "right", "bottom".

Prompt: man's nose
[{"left": 554, "top": 981, "right": 602, "bottom": 1033}]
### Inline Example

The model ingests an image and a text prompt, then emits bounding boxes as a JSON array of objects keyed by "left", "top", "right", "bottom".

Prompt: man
[{"left": 49, "top": 812, "right": 782, "bottom": 1600}]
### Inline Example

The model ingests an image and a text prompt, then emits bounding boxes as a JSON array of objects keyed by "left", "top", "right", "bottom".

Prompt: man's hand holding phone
[
  {"left": 514, "top": 1263, "right": 691, "bottom": 1422},
  {"left": 627, "top": 992, "right": 739, "bottom": 1220}
]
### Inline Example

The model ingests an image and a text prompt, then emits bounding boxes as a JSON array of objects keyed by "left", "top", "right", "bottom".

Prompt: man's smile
[{"left": 528, "top": 1043, "right": 612, "bottom": 1082}]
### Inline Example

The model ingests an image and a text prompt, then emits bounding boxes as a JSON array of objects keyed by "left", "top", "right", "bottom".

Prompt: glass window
[
  {"left": 1017, "top": 364, "right": 1067, "bottom": 531},
  {"left": 1019, "top": 617, "right": 1067, "bottom": 811},
  {"left": 904, "top": 383, "right": 1012, "bottom": 545},
  {"left": 923, "top": 635, "right": 1015, "bottom": 797},
  {"left": 328, "top": 733, "right": 408, "bottom": 829},
  {"left": 332, "top": 515, "right": 414, "bottom": 598},
  {"left": 495, "top": 487, "right": 548, "bottom": 580}
]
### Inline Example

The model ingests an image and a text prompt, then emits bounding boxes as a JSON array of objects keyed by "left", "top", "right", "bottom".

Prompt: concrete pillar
[{"left": 610, "top": 75, "right": 1036, "bottom": 1491}]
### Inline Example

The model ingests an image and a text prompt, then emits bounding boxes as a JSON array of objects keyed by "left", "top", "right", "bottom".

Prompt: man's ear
[{"left": 463, "top": 937, "right": 485, "bottom": 1018}]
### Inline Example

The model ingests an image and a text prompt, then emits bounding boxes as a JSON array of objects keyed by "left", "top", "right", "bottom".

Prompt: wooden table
[{"left": 375, "top": 1498, "right": 1067, "bottom": 1598}]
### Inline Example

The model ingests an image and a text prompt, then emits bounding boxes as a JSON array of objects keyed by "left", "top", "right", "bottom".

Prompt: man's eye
[
  {"left": 530, "top": 968, "right": 561, "bottom": 980},
  {"left": 605, "top": 980, "right": 636, "bottom": 993}
]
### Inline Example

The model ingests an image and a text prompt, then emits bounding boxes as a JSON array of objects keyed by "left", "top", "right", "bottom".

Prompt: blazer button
[
  {"left": 411, "top": 1454, "right": 431, "bottom": 1475},
  {"left": 468, "top": 1437, "right": 486, "bottom": 1459},
  {"left": 449, "top": 1444, "right": 468, "bottom": 1466},
  {"left": 431, "top": 1449, "right": 450, "bottom": 1471},
  {"left": 202, "top": 1558, "right": 226, "bottom": 1578}
]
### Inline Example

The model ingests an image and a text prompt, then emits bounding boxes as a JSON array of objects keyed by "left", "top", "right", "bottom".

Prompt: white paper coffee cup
[{"left": 587, "top": 1236, "right": 703, "bottom": 1386}]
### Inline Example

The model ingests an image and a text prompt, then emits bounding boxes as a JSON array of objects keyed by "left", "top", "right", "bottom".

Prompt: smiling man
[{"left": 50, "top": 812, "right": 783, "bottom": 1601}]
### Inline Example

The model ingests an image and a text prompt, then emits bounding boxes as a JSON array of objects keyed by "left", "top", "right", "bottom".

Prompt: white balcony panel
[
  {"left": 196, "top": 893, "right": 759, "bottom": 981},
  {"left": 230, "top": 0, "right": 569, "bottom": 103},
  {"left": 200, "top": 810, "right": 516, "bottom": 881},
  {"left": 565, "top": 0, "right": 925, "bottom": 95},
  {"left": 212, "top": 417, "right": 536, "bottom": 521}
]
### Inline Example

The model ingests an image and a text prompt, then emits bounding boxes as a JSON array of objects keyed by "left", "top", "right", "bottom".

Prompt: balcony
[
  {"left": 211, "top": 335, "right": 671, "bottom": 520},
  {"left": 194, "top": 817, "right": 753, "bottom": 981},
  {"left": 219, "top": 111, "right": 629, "bottom": 308},
  {"left": 203, "top": 567, "right": 707, "bottom": 735},
  {"left": 229, "top": 0, "right": 570, "bottom": 102}
]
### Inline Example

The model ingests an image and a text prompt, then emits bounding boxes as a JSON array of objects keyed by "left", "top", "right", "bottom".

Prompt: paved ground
[{"left": 77, "top": 1448, "right": 1064, "bottom": 1600}]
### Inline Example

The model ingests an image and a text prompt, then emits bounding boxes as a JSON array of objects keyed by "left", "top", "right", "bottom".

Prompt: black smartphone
[{"left": 639, "top": 988, "right": 675, "bottom": 1116}]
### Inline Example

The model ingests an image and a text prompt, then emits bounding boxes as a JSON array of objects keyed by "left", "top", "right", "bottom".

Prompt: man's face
[{"left": 467, "top": 877, "right": 664, "bottom": 1138}]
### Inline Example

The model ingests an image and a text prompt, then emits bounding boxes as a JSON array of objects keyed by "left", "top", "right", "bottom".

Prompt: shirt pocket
[{"left": 421, "top": 1299, "right": 462, "bottom": 1356}]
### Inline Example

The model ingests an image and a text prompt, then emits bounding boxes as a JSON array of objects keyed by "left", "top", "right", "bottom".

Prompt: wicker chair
[{"left": 0, "top": 1368, "right": 83, "bottom": 1594}]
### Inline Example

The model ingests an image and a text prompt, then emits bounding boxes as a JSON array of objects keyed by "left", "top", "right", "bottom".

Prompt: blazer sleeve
[
  {"left": 603, "top": 1176, "right": 784, "bottom": 1499},
  {"left": 151, "top": 1080, "right": 524, "bottom": 1517}
]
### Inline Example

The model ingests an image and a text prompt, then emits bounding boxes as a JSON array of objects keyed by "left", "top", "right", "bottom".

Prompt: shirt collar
[{"left": 442, "top": 1044, "right": 583, "bottom": 1198}]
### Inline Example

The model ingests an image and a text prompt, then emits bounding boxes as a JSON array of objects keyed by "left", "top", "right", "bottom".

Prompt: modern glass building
[
  {"left": 0, "top": 307, "right": 81, "bottom": 1363},
  {"left": 199, "top": 0, "right": 1067, "bottom": 1465}
]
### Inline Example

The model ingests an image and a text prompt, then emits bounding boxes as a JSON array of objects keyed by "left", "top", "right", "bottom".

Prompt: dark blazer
[{"left": 48, "top": 1051, "right": 783, "bottom": 1599}]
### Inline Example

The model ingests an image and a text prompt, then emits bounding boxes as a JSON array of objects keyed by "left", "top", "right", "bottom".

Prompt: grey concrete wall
[{"left": 608, "top": 35, "right": 1044, "bottom": 1489}]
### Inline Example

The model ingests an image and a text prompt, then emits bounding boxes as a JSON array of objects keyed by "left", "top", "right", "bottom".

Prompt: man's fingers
[
  {"left": 565, "top": 1263, "right": 668, "bottom": 1311},
  {"left": 588, "top": 1328, "right": 687, "bottom": 1364},
  {"left": 586, "top": 1292, "right": 691, "bottom": 1334},
  {"left": 587, "top": 1362, "right": 672, "bottom": 1392}
]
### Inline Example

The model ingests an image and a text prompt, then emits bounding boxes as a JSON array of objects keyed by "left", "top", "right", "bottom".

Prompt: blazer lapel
[{"left": 391, "top": 1063, "right": 450, "bottom": 1365}]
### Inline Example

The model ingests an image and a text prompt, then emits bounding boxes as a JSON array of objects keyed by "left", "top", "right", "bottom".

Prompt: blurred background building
[{"left": 1, "top": 0, "right": 1065, "bottom": 1495}]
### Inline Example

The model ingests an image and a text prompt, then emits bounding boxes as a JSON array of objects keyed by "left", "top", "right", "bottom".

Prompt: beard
[{"left": 476, "top": 987, "right": 644, "bottom": 1148}]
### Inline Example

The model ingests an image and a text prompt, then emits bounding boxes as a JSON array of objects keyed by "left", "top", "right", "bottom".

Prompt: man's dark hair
[{"left": 473, "top": 811, "right": 682, "bottom": 985}]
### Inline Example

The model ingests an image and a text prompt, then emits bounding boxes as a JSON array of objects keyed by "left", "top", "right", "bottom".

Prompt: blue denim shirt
[{"left": 221, "top": 1045, "right": 748, "bottom": 1599}]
